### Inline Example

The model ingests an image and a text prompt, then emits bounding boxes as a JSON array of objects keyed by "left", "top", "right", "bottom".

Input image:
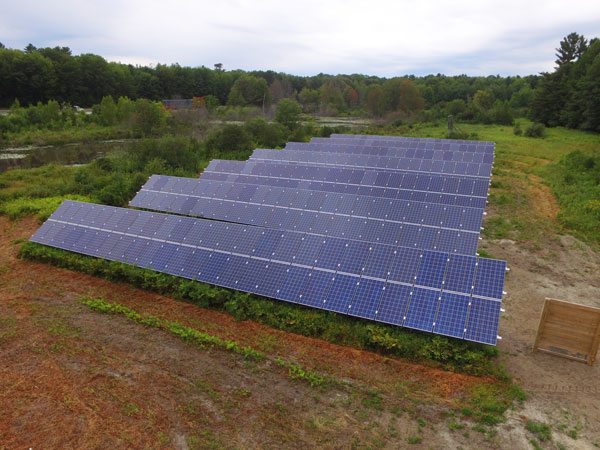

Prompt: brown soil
[
  {"left": 2, "top": 188, "right": 599, "bottom": 448},
  {"left": 0, "top": 217, "right": 490, "bottom": 449}
]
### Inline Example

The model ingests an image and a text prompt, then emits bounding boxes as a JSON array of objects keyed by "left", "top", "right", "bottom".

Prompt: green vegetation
[
  {"left": 274, "top": 357, "right": 332, "bottom": 388},
  {"left": 525, "top": 420, "right": 552, "bottom": 442},
  {"left": 543, "top": 149, "right": 600, "bottom": 244},
  {"left": 532, "top": 33, "right": 600, "bottom": 132},
  {"left": 81, "top": 296, "right": 264, "bottom": 360},
  {"left": 0, "top": 195, "right": 92, "bottom": 220},
  {"left": 81, "top": 297, "right": 341, "bottom": 390},
  {"left": 20, "top": 242, "right": 498, "bottom": 375},
  {"left": 464, "top": 383, "right": 526, "bottom": 426}
]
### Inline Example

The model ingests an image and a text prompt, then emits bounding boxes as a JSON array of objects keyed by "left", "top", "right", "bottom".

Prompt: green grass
[
  {"left": 81, "top": 296, "right": 264, "bottom": 361},
  {"left": 525, "top": 420, "right": 552, "bottom": 442},
  {"left": 397, "top": 121, "right": 600, "bottom": 247},
  {"left": 81, "top": 296, "right": 337, "bottom": 389},
  {"left": 464, "top": 382, "right": 526, "bottom": 426},
  {"left": 407, "top": 435, "right": 422, "bottom": 444},
  {"left": 274, "top": 357, "right": 333, "bottom": 388},
  {"left": 0, "top": 194, "right": 92, "bottom": 221}
]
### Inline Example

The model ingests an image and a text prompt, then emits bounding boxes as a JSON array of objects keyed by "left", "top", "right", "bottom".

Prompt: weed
[
  {"left": 232, "top": 387, "right": 252, "bottom": 398},
  {"left": 466, "top": 383, "right": 525, "bottom": 426},
  {"left": 80, "top": 296, "right": 264, "bottom": 361},
  {"left": 123, "top": 402, "right": 140, "bottom": 416},
  {"left": 525, "top": 420, "right": 552, "bottom": 442},
  {"left": 0, "top": 316, "right": 17, "bottom": 342},
  {"left": 274, "top": 357, "right": 330, "bottom": 388},
  {"left": 192, "top": 378, "right": 219, "bottom": 401},
  {"left": 407, "top": 435, "right": 422, "bottom": 444},
  {"left": 567, "top": 424, "right": 581, "bottom": 439},
  {"left": 47, "top": 321, "right": 80, "bottom": 338},
  {"left": 362, "top": 389, "right": 383, "bottom": 411},
  {"left": 529, "top": 439, "right": 543, "bottom": 450},
  {"left": 156, "top": 431, "right": 170, "bottom": 445},
  {"left": 448, "top": 420, "right": 465, "bottom": 431}
]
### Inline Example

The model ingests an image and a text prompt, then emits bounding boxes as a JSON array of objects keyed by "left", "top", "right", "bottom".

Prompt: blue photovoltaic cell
[
  {"left": 348, "top": 278, "right": 384, "bottom": 319},
  {"left": 324, "top": 274, "right": 359, "bottom": 313},
  {"left": 473, "top": 258, "right": 506, "bottom": 299},
  {"left": 433, "top": 292, "right": 470, "bottom": 338},
  {"left": 403, "top": 288, "right": 439, "bottom": 332},
  {"left": 31, "top": 130, "right": 504, "bottom": 346},
  {"left": 277, "top": 266, "right": 311, "bottom": 301},
  {"left": 443, "top": 254, "right": 477, "bottom": 293},
  {"left": 362, "top": 244, "right": 396, "bottom": 279},
  {"left": 387, "top": 247, "right": 421, "bottom": 283},
  {"left": 375, "top": 283, "right": 411, "bottom": 325},
  {"left": 464, "top": 298, "right": 501, "bottom": 345},
  {"left": 299, "top": 270, "right": 335, "bottom": 308},
  {"left": 414, "top": 250, "right": 448, "bottom": 289}
]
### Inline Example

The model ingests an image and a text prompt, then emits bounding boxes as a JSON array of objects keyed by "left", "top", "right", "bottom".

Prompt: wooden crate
[{"left": 533, "top": 298, "right": 600, "bottom": 366}]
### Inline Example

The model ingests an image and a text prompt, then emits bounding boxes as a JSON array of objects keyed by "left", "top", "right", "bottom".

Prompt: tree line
[{"left": 0, "top": 34, "right": 598, "bottom": 131}]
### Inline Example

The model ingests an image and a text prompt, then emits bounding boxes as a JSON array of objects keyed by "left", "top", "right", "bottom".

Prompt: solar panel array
[{"left": 30, "top": 134, "right": 506, "bottom": 345}]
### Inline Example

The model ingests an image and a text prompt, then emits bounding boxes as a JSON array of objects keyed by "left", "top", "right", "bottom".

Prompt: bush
[
  {"left": 524, "top": 122, "right": 546, "bottom": 138},
  {"left": 0, "top": 194, "right": 91, "bottom": 220},
  {"left": 275, "top": 98, "right": 303, "bottom": 130},
  {"left": 203, "top": 124, "right": 254, "bottom": 155},
  {"left": 513, "top": 122, "right": 523, "bottom": 136},
  {"left": 244, "top": 118, "right": 288, "bottom": 148}
]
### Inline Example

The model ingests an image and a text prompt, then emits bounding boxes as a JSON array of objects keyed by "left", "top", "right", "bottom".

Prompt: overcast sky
[{"left": 2, "top": 0, "right": 600, "bottom": 77}]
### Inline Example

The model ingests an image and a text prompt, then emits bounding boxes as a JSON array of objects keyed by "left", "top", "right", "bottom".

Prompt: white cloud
[{"left": 2, "top": 0, "right": 600, "bottom": 75}]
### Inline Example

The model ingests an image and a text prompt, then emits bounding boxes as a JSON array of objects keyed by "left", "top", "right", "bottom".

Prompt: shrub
[
  {"left": 275, "top": 98, "right": 303, "bottom": 130},
  {"left": 0, "top": 195, "right": 91, "bottom": 220},
  {"left": 513, "top": 122, "right": 523, "bottom": 136},
  {"left": 524, "top": 122, "right": 546, "bottom": 138}
]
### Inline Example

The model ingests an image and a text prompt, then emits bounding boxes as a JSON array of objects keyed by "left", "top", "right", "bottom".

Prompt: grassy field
[{"left": 394, "top": 121, "right": 600, "bottom": 247}]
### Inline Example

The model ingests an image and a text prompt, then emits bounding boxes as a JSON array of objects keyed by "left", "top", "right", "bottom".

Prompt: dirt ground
[{"left": 1, "top": 201, "right": 599, "bottom": 449}]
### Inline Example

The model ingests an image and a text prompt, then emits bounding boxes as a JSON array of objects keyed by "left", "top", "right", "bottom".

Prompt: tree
[
  {"left": 366, "top": 85, "right": 385, "bottom": 116},
  {"left": 96, "top": 95, "right": 118, "bottom": 125},
  {"left": 227, "top": 74, "right": 269, "bottom": 107},
  {"left": 275, "top": 98, "right": 302, "bottom": 130},
  {"left": 298, "top": 87, "right": 319, "bottom": 113},
  {"left": 396, "top": 79, "right": 425, "bottom": 114},
  {"left": 0, "top": 43, "right": 5, "bottom": 49},
  {"left": 555, "top": 32, "right": 588, "bottom": 67}
]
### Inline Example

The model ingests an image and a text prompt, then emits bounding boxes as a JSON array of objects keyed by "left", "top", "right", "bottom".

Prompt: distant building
[{"left": 162, "top": 99, "right": 193, "bottom": 110}]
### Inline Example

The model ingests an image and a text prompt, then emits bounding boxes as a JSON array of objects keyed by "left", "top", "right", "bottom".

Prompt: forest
[{"left": 0, "top": 32, "right": 598, "bottom": 135}]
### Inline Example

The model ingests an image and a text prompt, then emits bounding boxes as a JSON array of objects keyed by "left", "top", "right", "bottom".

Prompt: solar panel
[
  {"left": 285, "top": 142, "right": 494, "bottom": 164},
  {"left": 249, "top": 149, "right": 492, "bottom": 178},
  {"left": 202, "top": 160, "right": 490, "bottom": 206},
  {"left": 31, "top": 200, "right": 504, "bottom": 344},
  {"left": 130, "top": 175, "right": 482, "bottom": 255}
]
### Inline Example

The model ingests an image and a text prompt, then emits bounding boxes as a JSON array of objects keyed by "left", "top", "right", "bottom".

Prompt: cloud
[{"left": 2, "top": 0, "right": 600, "bottom": 76}]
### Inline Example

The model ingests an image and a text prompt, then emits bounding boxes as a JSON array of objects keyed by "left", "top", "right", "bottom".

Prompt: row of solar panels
[
  {"left": 132, "top": 177, "right": 481, "bottom": 255},
  {"left": 324, "top": 134, "right": 495, "bottom": 151},
  {"left": 285, "top": 142, "right": 494, "bottom": 163},
  {"left": 249, "top": 149, "right": 492, "bottom": 178},
  {"left": 31, "top": 201, "right": 503, "bottom": 344},
  {"left": 204, "top": 160, "right": 490, "bottom": 203},
  {"left": 140, "top": 176, "right": 483, "bottom": 232}
]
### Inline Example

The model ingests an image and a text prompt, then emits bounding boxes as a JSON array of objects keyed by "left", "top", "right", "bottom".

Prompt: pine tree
[{"left": 555, "top": 32, "right": 588, "bottom": 67}]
